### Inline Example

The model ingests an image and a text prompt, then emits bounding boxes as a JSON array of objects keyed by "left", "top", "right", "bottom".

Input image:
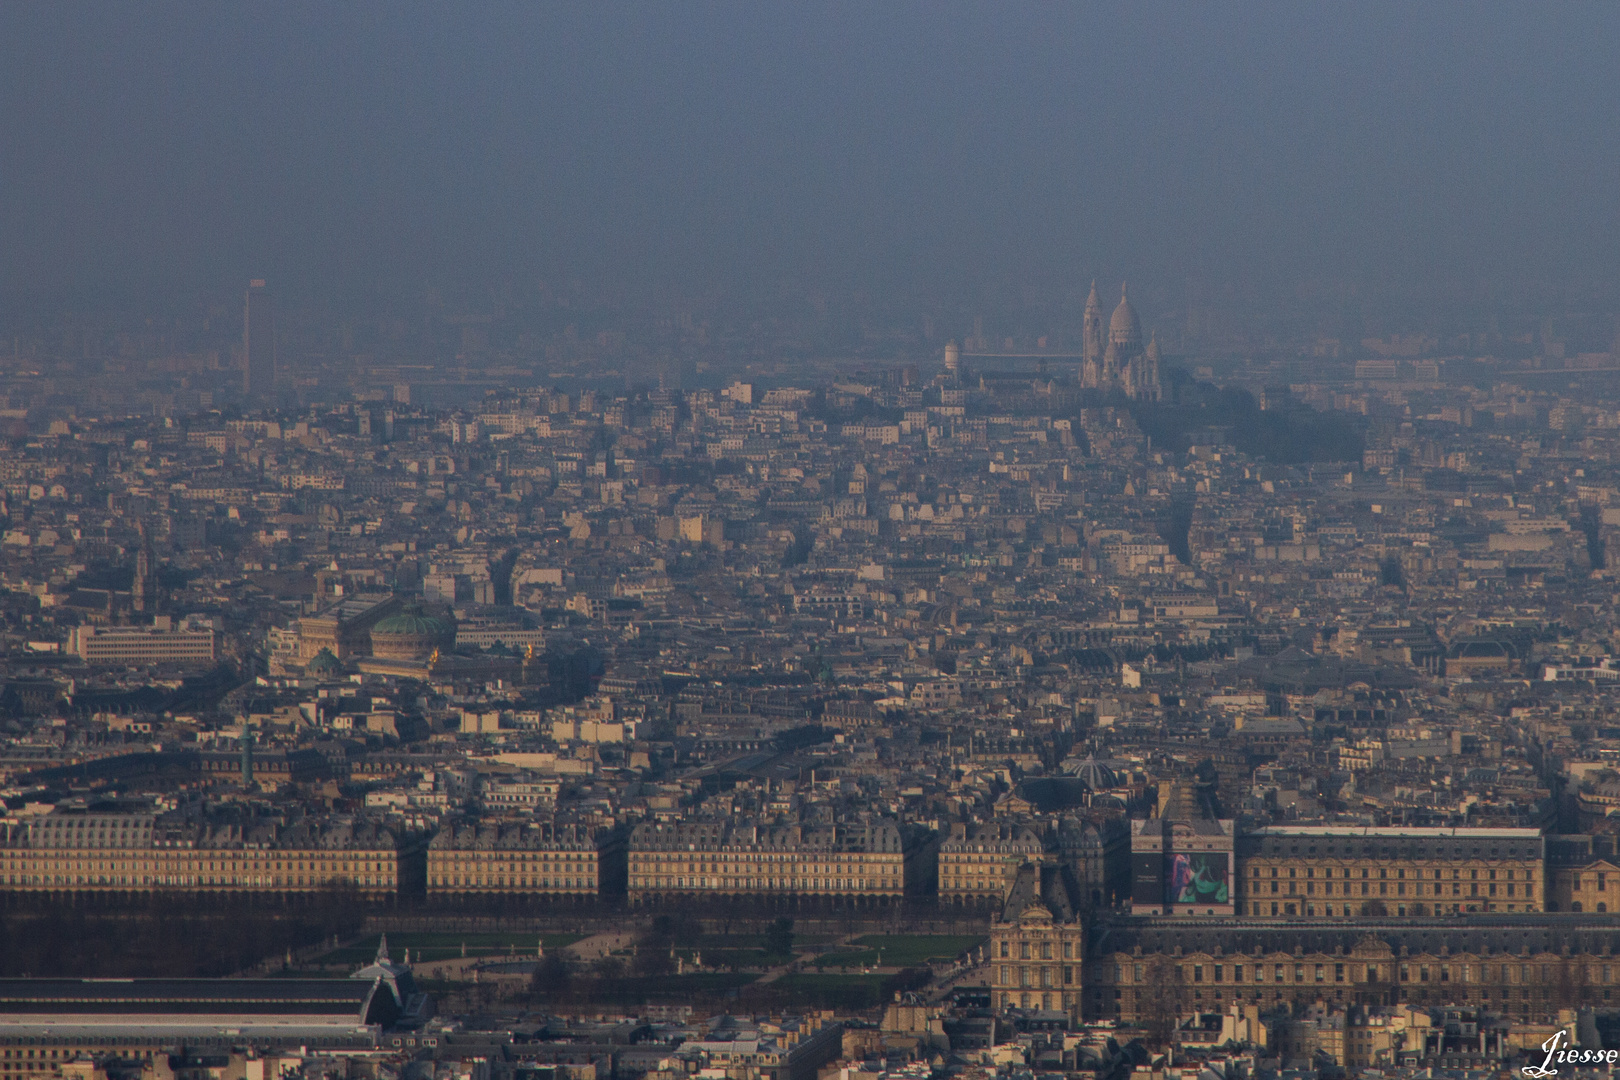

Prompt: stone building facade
[
  {"left": 0, "top": 807, "right": 409, "bottom": 898},
  {"left": 1235, "top": 826, "right": 1544, "bottom": 917},
  {"left": 939, "top": 822, "right": 1043, "bottom": 905},
  {"left": 627, "top": 820, "right": 929, "bottom": 903},
  {"left": 989, "top": 863, "right": 1087, "bottom": 1021},
  {"left": 1546, "top": 833, "right": 1620, "bottom": 913},
  {"left": 1086, "top": 919, "right": 1620, "bottom": 1025},
  {"left": 427, "top": 819, "right": 606, "bottom": 897}
]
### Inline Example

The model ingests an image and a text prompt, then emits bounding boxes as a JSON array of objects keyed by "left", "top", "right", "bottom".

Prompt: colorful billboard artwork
[{"left": 1168, "top": 852, "right": 1229, "bottom": 906}]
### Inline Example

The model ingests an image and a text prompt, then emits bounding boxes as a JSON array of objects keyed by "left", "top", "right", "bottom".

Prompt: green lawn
[
  {"left": 316, "top": 931, "right": 582, "bottom": 965},
  {"left": 814, "top": 934, "right": 986, "bottom": 969},
  {"left": 669, "top": 932, "right": 833, "bottom": 967},
  {"left": 674, "top": 946, "right": 778, "bottom": 968},
  {"left": 812, "top": 950, "right": 879, "bottom": 968},
  {"left": 677, "top": 932, "right": 834, "bottom": 950}
]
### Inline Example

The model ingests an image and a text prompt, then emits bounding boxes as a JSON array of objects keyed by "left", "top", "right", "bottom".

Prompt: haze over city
[
  {"left": 4, "top": 7, "right": 1620, "bottom": 1080},
  {"left": 3, "top": 4, "right": 1619, "bottom": 318}
]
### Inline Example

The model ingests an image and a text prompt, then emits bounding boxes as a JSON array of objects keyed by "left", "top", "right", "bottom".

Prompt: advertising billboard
[
  {"left": 1131, "top": 852, "right": 1165, "bottom": 908},
  {"left": 1167, "top": 851, "right": 1229, "bottom": 907}
]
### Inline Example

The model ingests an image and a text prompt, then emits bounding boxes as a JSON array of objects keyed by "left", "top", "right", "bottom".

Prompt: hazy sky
[{"left": 3, "top": 2, "right": 1618, "bottom": 309}]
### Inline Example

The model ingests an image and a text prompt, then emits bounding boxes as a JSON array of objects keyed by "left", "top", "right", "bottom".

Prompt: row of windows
[
  {"left": 430, "top": 861, "right": 596, "bottom": 867},
  {"left": 1106, "top": 985, "right": 1616, "bottom": 1019},
  {"left": 632, "top": 863, "right": 898, "bottom": 876},
  {"left": 1258, "top": 880, "right": 1530, "bottom": 898},
  {"left": 629, "top": 875, "right": 893, "bottom": 891},
  {"left": 3, "top": 873, "right": 394, "bottom": 888},
  {"left": 0, "top": 1036, "right": 367, "bottom": 1049},
  {"left": 998, "top": 939, "right": 1079, "bottom": 959},
  {"left": 430, "top": 875, "right": 591, "bottom": 889},
  {"left": 1248, "top": 842, "right": 1538, "bottom": 860},
  {"left": 996, "top": 964, "right": 1077, "bottom": 986},
  {"left": 2, "top": 858, "right": 390, "bottom": 872},
  {"left": 1114, "top": 961, "right": 1620, "bottom": 985},
  {"left": 80, "top": 647, "right": 215, "bottom": 659},
  {"left": 1, "top": 854, "right": 393, "bottom": 869},
  {"left": 2, "top": 860, "right": 390, "bottom": 876},
  {"left": 630, "top": 853, "right": 895, "bottom": 865},
  {"left": 1249, "top": 901, "right": 1527, "bottom": 916},
  {"left": 1253, "top": 865, "right": 1527, "bottom": 880}
]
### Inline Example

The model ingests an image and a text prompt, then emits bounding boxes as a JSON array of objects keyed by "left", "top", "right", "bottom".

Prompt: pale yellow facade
[
  {"left": 0, "top": 844, "right": 399, "bottom": 895},
  {"left": 1238, "top": 827, "right": 1543, "bottom": 917},
  {"left": 1094, "top": 941, "right": 1618, "bottom": 1025},
  {"left": 938, "top": 826, "right": 1040, "bottom": 904},
  {"left": 988, "top": 905, "right": 1085, "bottom": 1019},
  {"left": 1547, "top": 858, "right": 1620, "bottom": 913},
  {"left": 425, "top": 845, "right": 599, "bottom": 895},
  {"left": 628, "top": 846, "right": 902, "bottom": 899}
]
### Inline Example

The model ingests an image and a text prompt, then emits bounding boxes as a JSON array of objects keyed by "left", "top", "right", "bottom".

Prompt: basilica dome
[{"left": 1109, "top": 285, "right": 1143, "bottom": 351}]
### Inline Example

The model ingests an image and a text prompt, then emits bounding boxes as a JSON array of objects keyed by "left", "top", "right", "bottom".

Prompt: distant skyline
[{"left": 2, "top": 3, "right": 1619, "bottom": 320}]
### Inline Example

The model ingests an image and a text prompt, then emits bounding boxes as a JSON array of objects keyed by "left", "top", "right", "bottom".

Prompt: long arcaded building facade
[
  {"left": 0, "top": 807, "right": 409, "bottom": 898},
  {"left": 1084, "top": 917, "right": 1620, "bottom": 1026}
]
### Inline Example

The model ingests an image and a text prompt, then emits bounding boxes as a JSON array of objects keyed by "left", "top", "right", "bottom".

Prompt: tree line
[{"left": 0, "top": 888, "right": 366, "bottom": 978}]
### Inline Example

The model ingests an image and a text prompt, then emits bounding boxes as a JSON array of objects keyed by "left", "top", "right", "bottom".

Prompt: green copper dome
[
  {"left": 369, "top": 604, "right": 456, "bottom": 661},
  {"left": 373, "top": 611, "right": 453, "bottom": 637}
]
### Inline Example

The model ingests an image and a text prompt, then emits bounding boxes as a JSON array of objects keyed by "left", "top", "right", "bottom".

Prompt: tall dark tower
[{"left": 243, "top": 279, "right": 275, "bottom": 401}]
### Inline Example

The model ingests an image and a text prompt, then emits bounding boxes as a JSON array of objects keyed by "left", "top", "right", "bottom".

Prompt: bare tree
[
  {"left": 1141, "top": 955, "right": 1184, "bottom": 1050},
  {"left": 1554, "top": 957, "right": 1583, "bottom": 1012}
]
